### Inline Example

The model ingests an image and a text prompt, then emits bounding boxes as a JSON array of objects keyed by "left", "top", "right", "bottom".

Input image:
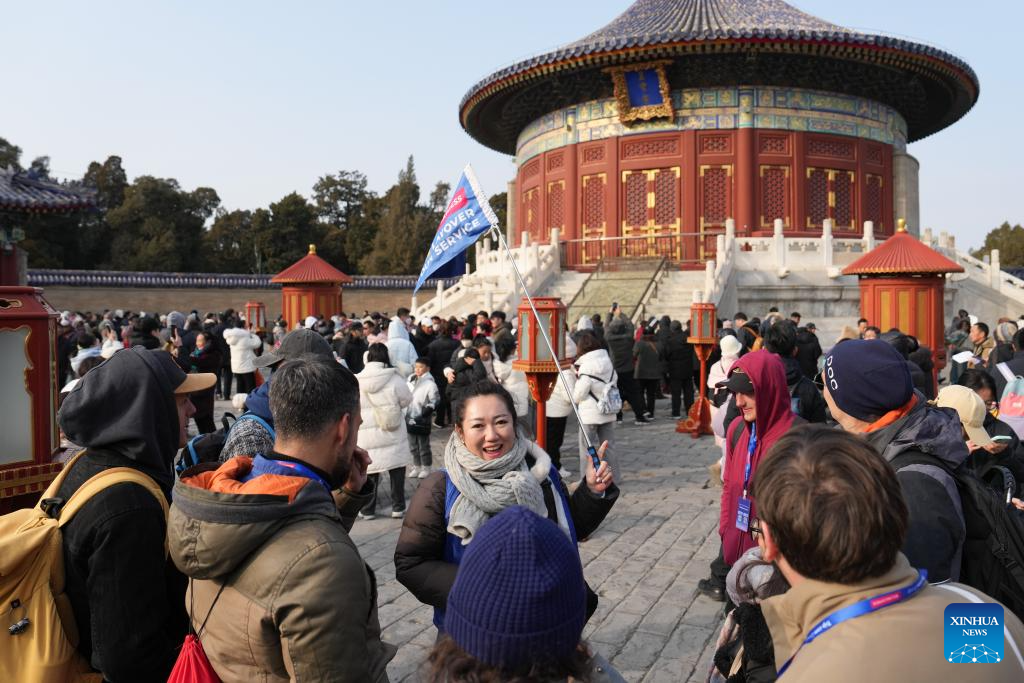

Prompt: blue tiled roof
[
  {"left": 27, "top": 269, "right": 459, "bottom": 291},
  {"left": 0, "top": 167, "right": 96, "bottom": 212},
  {"left": 460, "top": 0, "right": 979, "bottom": 152}
]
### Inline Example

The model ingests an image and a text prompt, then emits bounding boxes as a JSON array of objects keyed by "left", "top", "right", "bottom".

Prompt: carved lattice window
[
  {"left": 547, "top": 152, "right": 564, "bottom": 171},
  {"left": 582, "top": 146, "right": 604, "bottom": 163},
  {"left": 865, "top": 173, "right": 884, "bottom": 230},
  {"left": 807, "top": 137, "right": 854, "bottom": 159},
  {"left": 624, "top": 172, "right": 648, "bottom": 227},
  {"left": 760, "top": 166, "right": 788, "bottom": 228},
  {"left": 700, "top": 135, "right": 730, "bottom": 154},
  {"left": 654, "top": 169, "right": 677, "bottom": 226},
  {"left": 524, "top": 188, "right": 541, "bottom": 238},
  {"left": 582, "top": 175, "right": 605, "bottom": 232},
  {"left": 523, "top": 159, "right": 541, "bottom": 178},
  {"left": 623, "top": 137, "right": 679, "bottom": 158},
  {"left": 546, "top": 181, "right": 565, "bottom": 238},
  {"left": 833, "top": 171, "right": 855, "bottom": 229},
  {"left": 760, "top": 135, "right": 788, "bottom": 154},
  {"left": 702, "top": 166, "right": 730, "bottom": 226},
  {"left": 806, "top": 168, "right": 829, "bottom": 228}
]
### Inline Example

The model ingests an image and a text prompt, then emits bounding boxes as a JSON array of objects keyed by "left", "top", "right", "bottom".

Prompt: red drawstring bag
[
  {"left": 167, "top": 635, "right": 221, "bottom": 683},
  {"left": 167, "top": 580, "right": 226, "bottom": 683}
]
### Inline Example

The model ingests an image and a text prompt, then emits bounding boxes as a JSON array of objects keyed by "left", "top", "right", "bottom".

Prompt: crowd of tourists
[{"left": 11, "top": 301, "right": 1024, "bottom": 681}]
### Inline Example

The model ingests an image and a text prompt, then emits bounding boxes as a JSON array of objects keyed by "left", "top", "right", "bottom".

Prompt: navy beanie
[
  {"left": 443, "top": 506, "right": 586, "bottom": 670},
  {"left": 823, "top": 339, "right": 913, "bottom": 421}
]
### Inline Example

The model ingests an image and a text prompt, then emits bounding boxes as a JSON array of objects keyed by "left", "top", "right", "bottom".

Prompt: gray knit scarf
[{"left": 444, "top": 430, "right": 548, "bottom": 545}]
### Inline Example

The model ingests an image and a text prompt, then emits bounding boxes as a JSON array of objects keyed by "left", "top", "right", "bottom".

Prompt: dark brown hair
[
  {"left": 574, "top": 330, "right": 606, "bottom": 357},
  {"left": 454, "top": 381, "right": 516, "bottom": 429},
  {"left": 422, "top": 636, "right": 592, "bottom": 682},
  {"left": 750, "top": 424, "right": 908, "bottom": 584}
]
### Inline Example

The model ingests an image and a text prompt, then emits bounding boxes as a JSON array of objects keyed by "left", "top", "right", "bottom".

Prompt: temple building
[{"left": 459, "top": 0, "right": 978, "bottom": 269}]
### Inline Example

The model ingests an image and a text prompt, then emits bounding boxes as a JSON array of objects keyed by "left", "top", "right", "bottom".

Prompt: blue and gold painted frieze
[{"left": 515, "top": 86, "right": 907, "bottom": 165}]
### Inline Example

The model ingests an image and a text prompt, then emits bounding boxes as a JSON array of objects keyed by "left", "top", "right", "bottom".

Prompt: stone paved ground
[{"left": 213, "top": 397, "right": 725, "bottom": 682}]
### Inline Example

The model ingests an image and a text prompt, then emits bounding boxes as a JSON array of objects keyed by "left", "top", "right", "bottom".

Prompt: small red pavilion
[
  {"left": 271, "top": 245, "right": 352, "bottom": 327},
  {"left": 843, "top": 219, "right": 964, "bottom": 369}
]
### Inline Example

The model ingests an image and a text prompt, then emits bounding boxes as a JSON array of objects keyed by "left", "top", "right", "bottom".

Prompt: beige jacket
[
  {"left": 168, "top": 456, "right": 395, "bottom": 682},
  {"left": 762, "top": 554, "right": 1024, "bottom": 682}
]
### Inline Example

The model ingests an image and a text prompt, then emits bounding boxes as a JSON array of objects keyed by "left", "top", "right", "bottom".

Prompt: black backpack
[{"left": 892, "top": 451, "right": 1024, "bottom": 619}]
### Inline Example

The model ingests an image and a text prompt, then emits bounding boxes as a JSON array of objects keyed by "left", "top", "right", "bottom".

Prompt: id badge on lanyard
[{"left": 735, "top": 423, "right": 757, "bottom": 532}]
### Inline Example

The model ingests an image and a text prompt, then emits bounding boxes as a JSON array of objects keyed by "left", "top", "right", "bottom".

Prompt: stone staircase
[
  {"left": 639, "top": 269, "right": 709, "bottom": 324},
  {"left": 543, "top": 270, "right": 589, "bottom": 306},
  {"left": 566, "top": 259, "right": 664, "bottom": 325}
]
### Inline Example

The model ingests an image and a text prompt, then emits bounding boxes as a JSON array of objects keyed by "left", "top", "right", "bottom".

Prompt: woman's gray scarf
[{"left": 444, "top": 430, "right": 548, "bottom": 545}]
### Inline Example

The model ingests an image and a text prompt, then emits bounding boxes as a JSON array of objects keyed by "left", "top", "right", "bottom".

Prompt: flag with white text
[{"left": 413, "top": 165, "right": 498, "bottom": 293}]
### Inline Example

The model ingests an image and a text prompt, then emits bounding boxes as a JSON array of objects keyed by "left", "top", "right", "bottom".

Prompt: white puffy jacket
[
  {"left": 357, "top": 361, "right": 413, "bottom": 474},
  {"left": 572, "top": 349, "right": 617, "bottom": 425},
  {"left": 407, "top": 372, "right": 440, "bottom": 421},
  {"left": 386, "top": 316, "right": 418, "bottom": 378},
  {"left": 547, "top": 368, "right": 577, "bottom": 419},
  {"left": 493, "top": 357, "right": 530, "bottom": 417},
  {"left": 223, "top": 327, "right": 263, "bottom": 374}
]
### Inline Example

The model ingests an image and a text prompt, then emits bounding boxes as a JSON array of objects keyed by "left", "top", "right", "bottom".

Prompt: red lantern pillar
[
  {"left": 245, "top": 301, "right": 267, "bottom": 332},
  {"left": 678, "top": 302, "right": 717, "bottom": 438},
  {"left": 512, "top": 297, "right": 567, "bottom": 451}
]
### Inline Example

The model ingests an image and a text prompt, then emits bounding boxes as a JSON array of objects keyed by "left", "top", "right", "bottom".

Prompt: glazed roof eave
[
  {"left": 842, "top": 231, "right": 965, "bottom": 276},
  {"left": 459, "top": 3, "right": 979, "bottom": 153},
  {"left": 0, "top": 167, "right": 97, "bottom": 212},
  {"left": 271, "top": 252, "right": 354, "bottom": 284}
]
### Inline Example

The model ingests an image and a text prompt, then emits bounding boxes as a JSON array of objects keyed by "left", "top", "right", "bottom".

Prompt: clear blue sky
[{"left": 6, "top": 1, "right": 1019, "bottom": 252}]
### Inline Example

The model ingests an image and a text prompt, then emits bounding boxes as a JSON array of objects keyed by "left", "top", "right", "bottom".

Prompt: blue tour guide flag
[{"left": 413, "top": 164, "right": 498, "bottom": 294}]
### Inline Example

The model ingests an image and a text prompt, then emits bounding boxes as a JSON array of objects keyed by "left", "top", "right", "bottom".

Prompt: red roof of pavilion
[
  {"left": 842, "top": 223, "right": 964, "bottom": 276},
  {"left": 271, "top": 245, "right": 353, "bottom": 284}
]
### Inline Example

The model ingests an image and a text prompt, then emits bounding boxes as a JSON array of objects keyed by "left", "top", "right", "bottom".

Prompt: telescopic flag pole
[{"left": 488, "top": 226, "right": 601, "bottom": 464}]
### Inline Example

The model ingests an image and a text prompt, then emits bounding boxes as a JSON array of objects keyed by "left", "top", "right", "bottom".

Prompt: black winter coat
[
  {"left": 394, "top": 455, "right": 618, "bottom": 620},
  {"left": 56, "top": 450, "right": 187, "bottom": 682},
  {"left": 780, "top": 356, "right": 827, "bottom": 424},
  {"left": 427, "top": 336, "right": 460, "bottom": 378},
  {"left": 661, "top": 330, "right": 695, "bottom": 378},
  {"left": 605, "top": 313, "right": 636, "bottom": 374},
  {"left": 446, "top": 356, "right": 486, "bottom": 403},
  {"left": 794, "top": 328, "right": 822, "bottom": 379}
]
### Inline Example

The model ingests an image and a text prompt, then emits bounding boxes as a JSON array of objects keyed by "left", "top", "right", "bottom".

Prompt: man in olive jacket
[{"left": 168, "top": 356, "right": 395, "bottom": 682}]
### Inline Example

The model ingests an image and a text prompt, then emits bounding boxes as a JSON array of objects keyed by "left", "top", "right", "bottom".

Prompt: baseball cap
[
  {"left": 934, "top": 385, "right": 994, "bottom": 448},
  {"left": 718, "top": 367, "right": 754, "bottom": 395},
  {"left": 253, "top": 328, "right": 335, "bottom": 369}
]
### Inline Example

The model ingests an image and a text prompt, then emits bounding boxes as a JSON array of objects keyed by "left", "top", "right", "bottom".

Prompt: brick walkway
[{"left": 343, "top": 408, "right": 726, "bottom": 682}]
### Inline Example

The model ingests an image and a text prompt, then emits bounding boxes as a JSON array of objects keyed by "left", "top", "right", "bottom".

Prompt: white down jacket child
[
  {"left": 572, "top": 349, "right": 618, "bottom": 425},
  {"left": 223, "top": 327, "right": 263, "bottom": 374},
  {"left": 357, "top": 361, "right": 414, "bottom": 474}
]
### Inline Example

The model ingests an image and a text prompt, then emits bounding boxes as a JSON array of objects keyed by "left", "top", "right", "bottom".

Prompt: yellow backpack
[{"left": 0, "top": 451, "right": 168, "bottom": 682}]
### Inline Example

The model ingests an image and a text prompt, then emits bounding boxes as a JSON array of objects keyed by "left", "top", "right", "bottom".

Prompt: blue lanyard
[
  {"left": 777, "top": 569, "right": 928, "bottom": 677},
  {"left": 269, "top": 459, "right": 333, "bottom": 495},
  {"left": 742, "top": 423, "right": 757, "bottom": 496}
]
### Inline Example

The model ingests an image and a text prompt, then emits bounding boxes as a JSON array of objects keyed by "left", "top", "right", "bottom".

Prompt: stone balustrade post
[
  {"left": 862, "top": 221, "right": 875, "bottom": 252},
  {"left": 921, "top": 228, "right": 933, "bottom": 246},
  {"left": 436, "top": 280, "right": 445, "bottom": 312},
  {"left": 938, "top": 231, "right": 949, "bottom": 249},
  {"left": 692, "top": 289, "right": 704, "bottom": 304},
  {"left": 773, "top": 218, "right": 786, "bottom": 270},
  {"left": 822, "top": 218, "right": 834, "bottom": 269},
  {"left": 705, "top": 260, "right": 715, "bottom": 296},
  {"left": 716, "top": 234, "right": 725, "bottom": 266},
  {"left": 550, "top": 227, "right": 560, "bottom": 246},
  {"left": 991, "top": 249, "right": 1001, "bottom": 290},
  {"left": 726, "top": 218, "right": 736, "bottom": 259},
  {"left": 949, "top": 235, "right": 956, "bottom": 249}
]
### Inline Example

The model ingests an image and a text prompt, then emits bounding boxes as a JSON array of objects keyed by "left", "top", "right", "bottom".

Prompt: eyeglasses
[{"left": 748, "top": 518, "right": 763, "bottom": 541}]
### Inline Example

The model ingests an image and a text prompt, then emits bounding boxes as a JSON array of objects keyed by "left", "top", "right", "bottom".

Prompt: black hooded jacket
[
  {"left": 865, "top": 396, "right": 969, "bottom": 583},
  {"left": 779, "top": 355, "right": 827, "bottom": 424},
  {"left": 55, "top": 347, "right": 188, "bottom": 682}
]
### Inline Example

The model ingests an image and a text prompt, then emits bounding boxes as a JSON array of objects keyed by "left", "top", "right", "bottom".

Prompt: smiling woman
[{"left": 394, "top": 380, "right": 620, "bottom": 636}]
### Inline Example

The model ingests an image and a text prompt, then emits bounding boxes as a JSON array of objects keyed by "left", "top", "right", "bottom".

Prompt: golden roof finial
[
  {"left": 896, "top": 218, "right": 907, "bottom": 233},
  {"left": 308, "top": 244, "right": 317, "bottom": 254}
]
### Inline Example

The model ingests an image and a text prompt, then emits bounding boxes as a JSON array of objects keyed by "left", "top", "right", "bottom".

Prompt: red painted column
[{"left": 735, "top": 128, "right": 756, "bottom": 235}]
